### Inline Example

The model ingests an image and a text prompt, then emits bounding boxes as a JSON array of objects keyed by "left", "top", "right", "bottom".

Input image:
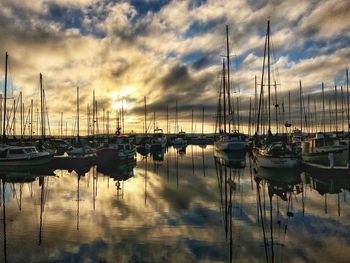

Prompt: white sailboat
[
  {"left": 0, "top": 53, "right": 53, "bottom": 167},
  {"left": 214, "top": 26, "right": 246, "bottom": 153},
  {"left": 253, "top": 20, "right": 299, "bottom": 169}
]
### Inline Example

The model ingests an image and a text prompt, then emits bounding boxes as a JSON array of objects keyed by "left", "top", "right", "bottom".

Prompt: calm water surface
[{"left": 0, "top": 146, "right": 350, "bottom": 263}]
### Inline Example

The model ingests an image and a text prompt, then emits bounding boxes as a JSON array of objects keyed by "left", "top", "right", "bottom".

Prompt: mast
[
  {"left": 30, "top": 99, "right": 33, "bottom": 139},
  {"left": 299, "top": 80, "right": 303, "bottom": 132},
  {"left": 60, "top": 112, "right": 63, "bottom": 137},
  {"left": 267, "top": 20, "right": 271, "bottom": 134},
  {"left": 191, "top": 109, "right": 194, "bottom": 135},
  {"left": 346, "top": 68, "right": 349, "bottom": 131},
  {"left": 2, "top": 53, "right": 8, "bottom": 143},
  {"left": 144, "top": 96, "right": 147, "bottom": 135},
  {"left": 341, "top": 86, "right": 345, "bottom": 132},
  {"left": 288, "top": 91, "right": 291, "bottom": 125},
  {"left": 335, "top": 85, "right": 338, "bottom": 133},
  {"left": 236, "top": 97, "right": 240, "bottom": 131},
  {"left": 254, "top": 75, "right": 257, "bottom": 130},
  {"left": 222, "top": 59, "right": 227, "bottom": 133},
  {"left": 153, "top": 111, "right": 156, "bottom": 131},
  {"left": 256, "top": 20, "right": 269, "bottom": 135},
  {"left": 226, "top": 25, "right": 232, "bottom": 132},
  {"left": 77, "top": 87, "right": 80, "bottom": 142},
  {"left": 202, "top": 107, "right": 204, "bottom": 137},
  {"left": 40, "top": 73, "right": 45, "bottom": 139},
  {"left": 322, "top": 82, "right": 325, "bottom": 133},
  {"left": 166, "top": 104, "right": 169, "bottom": 134},
  {"left": 175, "top": 100, "right": 178, "bottom": 133},
  {"left": 248, "top": 97, "right": 252, "bottom": 136},
  {"left": 20, "top": 91, "right": 23, "bottom": 138},
  {"left": 274, "top": 80, "right": 278, "bottom": 134},
  {"left": 92, "top": 90, "right": 95, "bottom": 136}
]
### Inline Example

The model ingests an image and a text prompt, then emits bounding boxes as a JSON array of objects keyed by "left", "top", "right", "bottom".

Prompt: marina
[{"left": 0, "top": 0, "right": 350, "bottom": 262}]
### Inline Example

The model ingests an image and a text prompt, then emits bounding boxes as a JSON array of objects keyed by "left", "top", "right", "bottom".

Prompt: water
[{"left": 0, "top": 145, "right": 350, "bottom": 263}]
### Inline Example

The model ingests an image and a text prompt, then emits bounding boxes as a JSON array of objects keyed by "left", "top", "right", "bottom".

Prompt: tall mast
[
  {"left": 92, "top": 90, "right": 95, "bottom": 136},
  {"left": 288, "top": 91, "right": 291, "bottom": 124},
  {"left": 121, "top": 99, "right": 124, "bottom": 134},
  {"left": 322, "top": 82, "right": 325, "bottom": 133},
  {"left": 153, "top": 111, "right": 156, "bottom": 131},
  {"left": 166, "top": 104, "right": 169, "bottom": 134},
  {"left": 222, "top": 59, "right": 227, "bottom": 133},
  {"left": 61, "top": 111, "right": 63, "bottom": 137},
  {"left": 2, "top": 53, "right": 8, "bottom": 143},
  {"left": 77, "top": 87, "right": 80, "bottom": 141},
  {"left": 226, "top": 25, "right": 232, "bottom": 132},
  {"left": 40, "top": 73, "right": 45, "bottom": 139},
  {"left": 267, "top": 20, "right": 271, "bottom": 133},
  {"left": 175, "top": 100, "right": 178, "bottom": 133},
  {"left": 274, "top": 80, "right": 278, "bottom": 134},
  {"left": 346, "top": 68, "right": 349, "bottom": 131},
  {"left": 254, "top": 75, "right": 257, "bottom": 130},
  {"left": 20, "top": 91, "right": 23, "bottom": 139},
  {"left": 202, "top": 107, "right": 204, "bottom": 136},
  {"left": 30, "top": 99, "right": 33, "bottom": 139},
  {"left": 256, "top": 20, "right": 269, "bottom": 134},
  {"left": 191, "top": 109, "right": 194, "bottom": 135},
  {"left": 299, "top": 80, "right": 303, "bottom": 132},
  {"left": 341, "top": 86, "right": 345, "bottom": 132},
  {"left": 144, "top": 96, "right": 147, "bottom": 134},
  {"left": 236, "top": 97, "right": 240, "bottom": 131},
  {"left": 335, "top": 85, "right": 338, "bottom": 133},
  {"left": 248, "top": 97, "right": 252, "bottom": 136}
]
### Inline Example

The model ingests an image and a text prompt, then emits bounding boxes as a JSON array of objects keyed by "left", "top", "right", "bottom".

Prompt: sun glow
[
  {"left": 111, "top": 85, "right": 136, "bottom": 110},
  {"left": 112, "top": 100, "right": 129, "bottom": 110}
]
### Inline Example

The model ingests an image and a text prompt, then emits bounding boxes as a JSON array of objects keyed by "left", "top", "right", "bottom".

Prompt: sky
[{"left": 0, "top": 0, "right": 349, "bottom": 135}]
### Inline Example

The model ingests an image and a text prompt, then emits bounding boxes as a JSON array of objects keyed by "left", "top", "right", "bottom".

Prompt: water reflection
[{"left": 0, "top": 146, "right": 349, "bottom": 262}]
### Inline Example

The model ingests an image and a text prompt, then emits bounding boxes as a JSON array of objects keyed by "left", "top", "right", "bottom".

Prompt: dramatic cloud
[{"left": 0, "top": 0, "right": 349, "bottom": 135}]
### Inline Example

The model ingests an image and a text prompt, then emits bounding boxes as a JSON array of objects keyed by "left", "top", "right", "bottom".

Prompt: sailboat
[
  {"left": 214, "top": 26, "right": 246, "bottom": 153},
  {"left": 96, "top": 117, "right": 135, "bottom": 164},
  {"left": 150, "top": 128, "right": 167, "bottom": 150},
  {"left": 66, "top": 87, "right": 96, "bottom": 157},
  {"left": 253, "top": 20, "right": 300, "bottom": 169},
  {"left": 0, "top": 53, "right": 53, "bottom": 167},
  {"left": 137, "top": 96, "right": 152, "bottom": 154},
  {"left": 172, "top": 101, "right": 187, "bottom": 149}
]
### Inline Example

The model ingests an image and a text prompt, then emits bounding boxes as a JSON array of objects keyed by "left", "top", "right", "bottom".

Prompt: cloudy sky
[{"left": 0, "top": 0, "right": 349, "bottom": 135}]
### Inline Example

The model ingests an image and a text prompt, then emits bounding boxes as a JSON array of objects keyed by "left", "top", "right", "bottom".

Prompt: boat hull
[
  {"left": 97, "top": 148, "right": 135, "bottom": 164},
  {"left": 302, "top": 150, "right": 348, "bottom": 166},
  {"left": 0, "top": 154, "right": 53, "bottom": 167},
  {"left": 255, "top": 154, "right": 300, "bottom": 169},
  {"left": 214, "top": 141, "right": 246, "bottom": 152}
]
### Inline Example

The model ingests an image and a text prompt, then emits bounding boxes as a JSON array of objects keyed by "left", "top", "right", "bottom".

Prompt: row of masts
[
  {"left": 245, "top": 73, "right": 350, "bottom": 136},
  {"left": 250, "top": 20, "right": 350, "bottom": 136}
]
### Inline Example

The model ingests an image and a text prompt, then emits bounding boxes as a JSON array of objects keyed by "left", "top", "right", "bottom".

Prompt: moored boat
[
  {"left": 254, "top": 141, "right": 300, "bottom": 169},
  {"left": 0, "top": 145, "right": 53, "bottom": 167}
]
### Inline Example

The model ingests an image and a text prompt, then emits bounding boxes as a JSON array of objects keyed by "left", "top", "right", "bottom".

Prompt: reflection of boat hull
[
  {"left": 52, "top": 155, "right": 96, "bottom": 171},
  {"left": 97, "top": 159, "right": 136, "bottom": 181},
  {"left": 214, "top": 150, "right": 246, "bottom": 168},
  {"left": 302, "top": 162, "right": 350, "bottom": 177},
  {"left": 302, "top": 172, "right": 350, "bottom": 194},
  {"left": 136, "top": 145, "right": 151, "bottom": 156},
  {"left": 257, "top": 167, "right": 301, "bottom": 185},
  {"left": 151, "top": 149, "right": 166, "bottom": 162}
]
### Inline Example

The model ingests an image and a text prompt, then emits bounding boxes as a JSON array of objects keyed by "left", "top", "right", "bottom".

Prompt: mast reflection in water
[{"left": 0, "top": 146, "right": 349, "bottom": 262}]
